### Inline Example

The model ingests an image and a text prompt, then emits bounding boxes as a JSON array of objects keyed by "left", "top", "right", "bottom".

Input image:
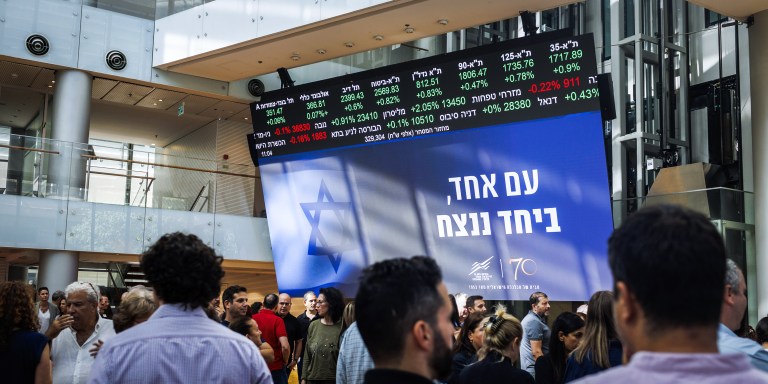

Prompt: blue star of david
[{"left": 300, "top": 180, "right": 355, "bottom": 272}]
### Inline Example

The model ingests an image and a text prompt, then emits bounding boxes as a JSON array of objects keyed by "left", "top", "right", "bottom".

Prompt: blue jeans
[{"left": 271, "top": 368, "right": 288, "bottom": 384}]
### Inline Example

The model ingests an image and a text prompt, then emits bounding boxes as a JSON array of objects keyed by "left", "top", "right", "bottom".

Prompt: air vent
[
  {"left": 105, "top": 50, "right": 127, "bottom": 70},
  {"left": 26, "top": 34, "right": 49, "bottom": 56},
  {"left": 247, "top": 79, "right": 265, "bottom": 97}
]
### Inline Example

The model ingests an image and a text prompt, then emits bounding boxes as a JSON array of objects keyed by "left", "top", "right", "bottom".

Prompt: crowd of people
[{"left": 2, "top": 205, "right": 768, "bottom": 383}]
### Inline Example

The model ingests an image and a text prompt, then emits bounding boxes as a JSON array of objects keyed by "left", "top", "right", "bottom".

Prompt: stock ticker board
[
  {"left": 250, "top": 31, "right": 614, "bottom": 300},
  {"left": 250, "top": 31, "right": 601, "bottom": 161}
]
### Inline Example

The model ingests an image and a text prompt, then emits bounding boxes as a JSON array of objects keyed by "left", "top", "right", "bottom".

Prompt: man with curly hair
[{"left": 89, "top": 232, "right": 271, "bottom": 383}]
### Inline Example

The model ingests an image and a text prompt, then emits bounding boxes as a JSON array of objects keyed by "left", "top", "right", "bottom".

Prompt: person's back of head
[
  {"left": 572, "top": 290, "right": 615, "bottom": 367},
  {"left": 140, "top": 232, "right": 224, "bottom": 309},
  {"left": 477, "top": 306, "right": 522, "bottom": 362},
  {"left": 609, "top": 204, "right": 725, "bottom": 333},
  {"left": 608, "top": 205, "right": 726, "bottom": 354},
  {"left": 263, "top": 293, "right": 278, "bottom": 310},
  {"left": 113, "top": 287, "right": 157, "bottom": 333},
  {"left": 0, "top": 281, "right": 38, "bottom": 347},
  {"left": 356, "top": 256, "right": 449, "bottom": 378},
  {"left": 756, "top": 317, "right": 768, "bottom": 347}
]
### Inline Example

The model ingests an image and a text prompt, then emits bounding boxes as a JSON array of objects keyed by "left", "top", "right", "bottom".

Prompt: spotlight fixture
[
  {"left": 373, "top": 35, "right": 384, "bottom": 41},
  {"left": 437, "top": 19, "right": 449, "bottom": 25},
  {"left": 404, "top": 25, "right": 414, "bottom": 33},
  {"left": 316, "top": 49, "right": 327, "bottom": 54},
  {"left": 290, "top": 54, "right": 300, "bottom": 61}
]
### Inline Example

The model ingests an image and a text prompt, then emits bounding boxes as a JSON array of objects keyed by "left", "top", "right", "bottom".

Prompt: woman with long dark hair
[
  {"left": 449, "top": 311, "right": 489, "bottom": 383},
  {"left": 301, "top": 287, "right": 345, "bottom": 384},
  {"left": 458, "top": 306, "right": 533, "bottom": 384},
  {"left": 0, "top": 281, "right": 52, "bottom": 383},
  {"left": 534, "top": 312, "right": 585, "bottom": 384},
  {"left": 563, "top": 291, "right": 622, "bottom": 382}
]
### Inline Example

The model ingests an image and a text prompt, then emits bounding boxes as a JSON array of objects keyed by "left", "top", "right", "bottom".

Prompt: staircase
[{"left": 123, "top": 263, "right": 150, "bottom": 288}]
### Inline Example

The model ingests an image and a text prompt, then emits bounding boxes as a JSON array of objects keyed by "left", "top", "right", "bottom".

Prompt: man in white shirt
[{"left": 51, "top": 281, "right": 115, "bottom": 384}]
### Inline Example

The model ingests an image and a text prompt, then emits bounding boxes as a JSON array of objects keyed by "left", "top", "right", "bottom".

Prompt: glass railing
[
  {"left": 0, "top": 133, "right": 261, "bottom": 214},
  {"left": 0, "top": 132, "right": 272, "bottom": 261}
]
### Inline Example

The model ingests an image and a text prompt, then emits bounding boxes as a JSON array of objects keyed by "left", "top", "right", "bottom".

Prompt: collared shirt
[
  {"left": 520, "top": 310, "right": 550, "bottom": 376},
  {"left": 572, "top": 351, "right": 768, "bottom": 383},
  {"left": 88, "top": 303, "right": 271, "bottom": 384},
  {"left": 52, "top": 316, "right": 115, "bottom": 384},
  {"left": 718, "top": 323, "right": 768, "bottom": 372},
  {"left": 253, "top": 308, "right": 288, "bottom": 371},
  {"left": 337, "top": 322, "right": 374, "bottom": 384}
]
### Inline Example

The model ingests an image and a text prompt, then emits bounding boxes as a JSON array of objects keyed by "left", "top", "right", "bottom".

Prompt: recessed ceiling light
[
  {"left": 316, "top": 49, "right": 327, "bottom": 54},
  {"left": 51, "top": 80, "right": 55, "bottom": 83},
  {"left": 290, "top": 54, "right": 300, "bottom": 61},
  {"left": 438, "top": 19, "right": 449, "bottom": 25},
  {"left": 373, "top": 35, "right": 384, "bottom": 41},
  {"left": 344, "top": 42, "right": 355, "bottom": 48},
  {"left": 158, "top": 99, "right": 163, "bottom": 102},
  {"left": 404, "top": 26, "right": 415, "bottom": 33},
  {"left": 10, "top": 73, "right": 18, "bottom": 79},
  {"left": 244, "top": 117, "right": 249, "bottom": 120}
]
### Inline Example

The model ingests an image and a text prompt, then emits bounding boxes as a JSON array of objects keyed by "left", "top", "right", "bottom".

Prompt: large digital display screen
[{"left": 251, "top": 31, "right": 614, "bottom": 301}]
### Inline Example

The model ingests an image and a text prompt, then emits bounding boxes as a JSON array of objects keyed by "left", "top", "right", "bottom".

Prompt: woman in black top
[
  {"left": 458, "top": 306, "right": 533, "bottom": 384},
  {"left": 449, "top": 312, "right": 489, "bottom": 383},
  {"left": 534, "top": 312, "right": 585, "bottom": 384},
  {"left": 0, "top": 281, "right": 51, "bottom": 384}
]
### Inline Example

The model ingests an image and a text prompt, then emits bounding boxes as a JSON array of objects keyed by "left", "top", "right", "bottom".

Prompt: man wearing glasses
[{"left": 276, "top": 293, "right": 303, "bottom": 379}]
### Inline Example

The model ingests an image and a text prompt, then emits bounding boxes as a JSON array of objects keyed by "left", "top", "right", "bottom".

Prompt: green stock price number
[{"left": 564, "top": 88, "right": 599, "bottom": 101}]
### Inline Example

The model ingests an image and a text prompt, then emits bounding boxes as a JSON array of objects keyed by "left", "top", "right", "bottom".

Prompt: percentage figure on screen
[
  {"left": 553, "top": 62, "right": 581, "bottom": 74},
  {"left": 416, "top": 88, "right": 443, "bottom": 98},
  {"left": 505, "top": 71, "right": 535, "bottom": 83},
  {"left": 528, "top": 80, "right": 563, "bottom": 94},
  {"left": 386, "top": 118, "right": 410, "bottom": 129},
  {"left": 482, "top": 104, "right": 502, "bottom": 114}
]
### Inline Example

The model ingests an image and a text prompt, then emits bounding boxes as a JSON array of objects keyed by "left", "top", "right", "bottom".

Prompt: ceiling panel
[
  {"left": 0, "top": 61, "right": 42, "bottom": 87},
  {"left": 228, "top": 107, "right": 253, "bottom": 123},
  {"left": 135, "top": 88, "right": 187, "bottom": 110},
  {"left": 160, "top": 0, "right": 582, "bottom": 81},
  {"left": 687, "top": 1, "right": 768, "bottom": 20},
  {"left": 92, "top": 78, "right": 119, "bottom": 99},
  {"left": 29, "top": 68, "right": 55, "bottom": 93},
  {"left": 198, "top": 100, "right": 249, "bottom": 119},
  {"left": 173, "top": 94, "right": 221, "bottom": 115},
  {"left": 101, "top": 82, "right": 154, "bottom": 105}
]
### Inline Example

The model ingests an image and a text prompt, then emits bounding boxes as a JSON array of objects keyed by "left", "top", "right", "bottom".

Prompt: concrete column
[
  {"left": 38, "top": 251, "right": 78, "bottom": 294},
  {"left": 47, "top": 69, "right": 92, "bottom": 200},
  {"left": 749, "top": 10, "right": 768, "bottom": 318}
]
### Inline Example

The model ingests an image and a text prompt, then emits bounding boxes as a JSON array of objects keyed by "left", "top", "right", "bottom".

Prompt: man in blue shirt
[
  {"left": 520, "top": 291, "right": 551, "bottom": 376},
  {"left": 89, "top": 232, "right": 271, "bottom": 384},
  {"left": 718, "top": 259, "right": 768, "bottom": 372}
]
